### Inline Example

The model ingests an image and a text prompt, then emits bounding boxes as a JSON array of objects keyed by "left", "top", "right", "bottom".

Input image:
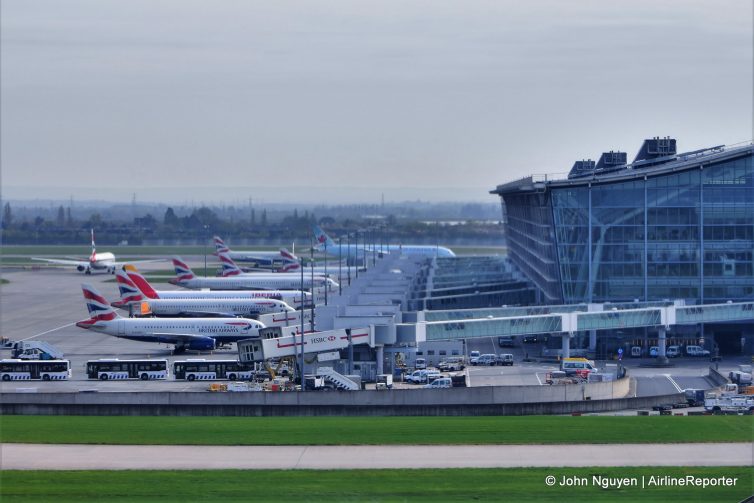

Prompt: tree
[
  {"left": 163, "top": 207, "right": 179, "bottom": 227},
  {"left": 2, "top": 202, "right": 12, "bottom": 229},
  {"left": 56, "top": 206, "right": 65, "bottom": 226}
]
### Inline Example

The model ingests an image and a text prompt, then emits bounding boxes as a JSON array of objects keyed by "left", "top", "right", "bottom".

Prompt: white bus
[
  {"left": 173, "top": 359, "right": 256, "bottom": 381},
  {"left": 86, "top": 359, "right": 169, "bottom": 380},
  {"left": 0, "top": 359, "right": 71, "bottom": 381}
]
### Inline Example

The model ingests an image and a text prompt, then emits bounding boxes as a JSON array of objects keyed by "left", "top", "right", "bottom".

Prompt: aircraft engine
[{"left": 186, "top": 337, "right": 216, "bottom": 351}]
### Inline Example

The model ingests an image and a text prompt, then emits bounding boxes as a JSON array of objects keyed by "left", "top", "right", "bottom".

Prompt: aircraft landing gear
[
  {"left": 85, "top": 268, "right": 92, "bottom": 275},
  {"left": 173, "top": 346, "right": 187, "bottom": 355}
]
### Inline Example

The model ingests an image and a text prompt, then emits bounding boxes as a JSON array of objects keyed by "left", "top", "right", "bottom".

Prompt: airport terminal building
[{"left": 492, "top": 138, "right": 754, "bottom": 354}]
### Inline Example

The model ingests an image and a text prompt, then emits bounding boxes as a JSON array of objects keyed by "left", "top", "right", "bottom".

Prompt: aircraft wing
[
  {"left": 174, "top": 310, "right": 240, "bottom": 318},
  {"left": 31, "top": 257, "right": 88, "bottom": 267},
  {"left": 151, "top": 332, "right": 216, "bottom": 343},
  {"left": 113, "top": 259, "right": 165, "bottom": 266}
]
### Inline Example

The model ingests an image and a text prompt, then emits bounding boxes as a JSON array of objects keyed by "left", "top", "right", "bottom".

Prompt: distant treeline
[{"left": 0, "top": 202, "right": 504, "bottom": 246}]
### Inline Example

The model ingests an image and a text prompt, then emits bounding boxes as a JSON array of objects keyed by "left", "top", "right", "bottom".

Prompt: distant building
[{"left": 491, "top": 138, "right": 754, "bottom": 354}]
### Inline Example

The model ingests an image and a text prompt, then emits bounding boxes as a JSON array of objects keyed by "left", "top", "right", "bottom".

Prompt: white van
[
  {"left": 424, "top": 377, "right": 452, "bottom": 389},
  {"left": 415, "top": 357, "right": 427, "bottom": 370},
  {"left": 560, "top": 358, "right": 598, "bottom": 376},
  {"left": 406, "top": 369, "right": 441, "bottom": 384}
]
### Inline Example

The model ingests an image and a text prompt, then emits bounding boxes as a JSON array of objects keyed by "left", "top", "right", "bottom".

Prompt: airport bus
[
  {"left": 0, "top": 359, "right": 71, "bottom": 381},
  {"left": 173, "top": 359, "right": 256, "bottom": 381},
  {"left": 85, "top": 359, "right": 169, "bottom": 380}
]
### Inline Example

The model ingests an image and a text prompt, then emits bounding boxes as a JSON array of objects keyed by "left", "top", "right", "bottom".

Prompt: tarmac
[{"left": 3, "top": 443, "right": 752, "bottom": 469}]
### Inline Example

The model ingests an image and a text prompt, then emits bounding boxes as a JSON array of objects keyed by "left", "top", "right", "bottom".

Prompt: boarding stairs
[
  {"left": 316, "top": 366, "right": 360, "bottom": 391},
  {"left": 14, "top": 341, "right": 64, "bottom": 360}
]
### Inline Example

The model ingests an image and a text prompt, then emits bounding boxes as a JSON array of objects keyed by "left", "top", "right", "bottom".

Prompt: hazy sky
[{"left": 2, "top": 0, "right": 752, "bottom": 204}]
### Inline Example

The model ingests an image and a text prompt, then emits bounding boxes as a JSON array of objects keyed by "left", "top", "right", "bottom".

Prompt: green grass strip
[
  {"left": 1, "top": 467, "right": 751, "bottom": 502},
  {"left": 1, "top": 415, "right": 751, "bottom": 445}
]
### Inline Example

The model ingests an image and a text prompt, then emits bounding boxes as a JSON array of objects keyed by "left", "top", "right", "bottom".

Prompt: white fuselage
[
  {"left": 144, "top": 298, "right": 294, "bottom": 317},
  {"left": 85, "top": 317, "right": 262, "bottom": 342},
  {"left": 152, "top": 289, "right": 311, "bottom": 308},
  {"left": 322, "top": 244, "right": 455, "bottom": 258},
  {"left": 172, "top": 275, "right": 337, "bottom": 291}
]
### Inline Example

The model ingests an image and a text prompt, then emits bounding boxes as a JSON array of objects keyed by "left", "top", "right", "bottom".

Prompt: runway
[{"left": 2, "top": 443, "right": 752, "bottom": 470}]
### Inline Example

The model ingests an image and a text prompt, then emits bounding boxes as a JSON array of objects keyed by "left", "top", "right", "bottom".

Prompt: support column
[
  {"left": 588, "top": 330, "right": 597, "bottom": 352},
  {"left": 376, "top": 345, "right": 384, "bottom": 376},
  {"left": 657, "top": 326, "right": 668, "bottom": 364},
  {"left": 561, "top": 333, "right": 571, "bottom": 359}
]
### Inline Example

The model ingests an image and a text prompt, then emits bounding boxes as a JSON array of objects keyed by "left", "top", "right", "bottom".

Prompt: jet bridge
[{"left": 237, "top": 327, "right": 373, "bottom": 363}]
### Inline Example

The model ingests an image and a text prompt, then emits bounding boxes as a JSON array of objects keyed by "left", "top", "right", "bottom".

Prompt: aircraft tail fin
[
  {"left": 213, "top": 235, "right": 230, "bottom": 256},
  {"left": 217, "top": 251, "right": 243, "bottom": 277},
  {"left": 112, "top": 266, "right": 144, "bottom": 307},
  {"left": 313, "top": 225, "right": 336, "bottom": 250},
  {"left": 171, "top": 257, "right": 196, "bottom": 284},
  {"left": 89, "top": 228, "right": 97, "bottom": 262},
  {"left": 122, "top": 264, "right": 160, "bottom": 299},
  {"left": 78, "top": 283, "right": 119, "bottom": 327}
]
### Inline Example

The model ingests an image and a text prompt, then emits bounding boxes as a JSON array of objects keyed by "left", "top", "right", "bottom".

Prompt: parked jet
[
  {"left": 170, "top": 257, "right": 338, "bottom": 291},
  {"left": 217, "top": 250, "right": 338, "bottom": 278},
  {"left": 213, "top": 236, "right": 295, "bottom": 270},
  {"left": 31, "top": 229, "right": 161, "bottom": 274},
  {"left": 112, "top": 266, "right": 312, "bottom": 309},
  {"left": 313, "top": 225, "right": 455, "bottom": 258},
  {"left": 77, "top": 284, "right": 265, "bottom": 353},
  {"left": 136, "top": 297, "right": 295, "bottom": 318}
]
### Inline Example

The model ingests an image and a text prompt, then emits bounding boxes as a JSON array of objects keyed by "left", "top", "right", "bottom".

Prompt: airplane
[
  {"left": 31, "top": 229, "right": 162, "bottom": 274},
  {"left": 313, "top": 225, "right": 455, "bottom": 258},
  {"left": 135, "top": 297, "right": 295, "bottom": 318},
  {"left": 169, "top": 257, "right": 338, "bottom": 291},
  {"left": 275, "top": 249, "right": 345, "bottom": 275},
  {"left": 217, "top": 250, "right": 339, "bottom": 278},
  {"left": 212, "top": 236, "right": 295, "bottom": 270},
  {"left": 111, "top": 266, "right": 312, "bottom": 309},
  {"left": 76, "top": 284, "right": 266, "bottom": 353}
]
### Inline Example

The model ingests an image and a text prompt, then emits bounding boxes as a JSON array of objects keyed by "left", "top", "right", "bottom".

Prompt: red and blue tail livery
[
  {"left": 171, "top": 257, "right": 196, "bottom": 283},
  {"left": 78, "top": 284, "right": 118, "bottom": 327}
]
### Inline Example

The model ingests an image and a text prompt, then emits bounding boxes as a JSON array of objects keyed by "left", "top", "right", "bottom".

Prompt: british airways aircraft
[
  {"left": 312, "top": 225, "right": 455, "bottom": 258},
  {"left": 77, "top": 284, "right": 264, "bottom": 353},
  {"left": 112, "top": 266, "right": 311, "bottom": 309},
  {"left": 31, "top": 229, "right": 161, "bottom": 274},
  {"left": 212, "top": 236, "right": 295, "bottom": 271}
]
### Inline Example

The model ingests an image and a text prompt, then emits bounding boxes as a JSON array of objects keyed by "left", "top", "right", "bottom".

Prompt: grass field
[
  {"left": 1, "top": 415, "right": 751, "bottom": 446},
  {"left": 1, "top": 467, "right": 750, "bottom": 502}
]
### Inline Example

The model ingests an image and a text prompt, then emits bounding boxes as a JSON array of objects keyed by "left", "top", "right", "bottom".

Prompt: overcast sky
[{"left": 1, "top": 0, "right": 752, "bottom": 204}]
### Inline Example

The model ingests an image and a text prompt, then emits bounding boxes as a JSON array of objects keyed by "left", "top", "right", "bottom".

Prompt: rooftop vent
[
  {"left": 567, "top": 159, "right": 596, "bottom": 179},
  {"left": 595, "top": 151, "right": 627, "bottom": 172},
  {"left": 633, "top": 137, "right": 677, "bottom": 164}
]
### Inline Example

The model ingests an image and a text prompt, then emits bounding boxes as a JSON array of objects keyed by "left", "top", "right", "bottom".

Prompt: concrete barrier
[{"left": 0, "top": 379, "right": 683, "bottom": 417}]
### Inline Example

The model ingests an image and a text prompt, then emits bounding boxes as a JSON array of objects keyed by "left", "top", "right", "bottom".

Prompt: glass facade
[
  {"left": 502, "top": 190, "right": 562, "bottom": 303},
  {"left": 549, "top": 153, "right": 754, "bottom": 304}
]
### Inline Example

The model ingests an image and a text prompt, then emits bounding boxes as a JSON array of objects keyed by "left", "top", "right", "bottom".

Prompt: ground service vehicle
[
  {"left": 686, "top": 345, "right": 710, "bottom": 357},
  {"left": 704, "top": 394, "right": 754, "bottom": 413},
  {"left": 438, "top": 357, "right": 465, "bottom": 372},
  {"left": 523, "top": 335, "right": 539, "bottom": 344},
  {"left": 173, "top": 360, "right": 256, "bottom": 381},
  {"left": 424, "top": 377, "right": 452, "bottom": 389},
  {"left": 406, "top": 369, "right": 441, "bottom": 384},
  {"left": 729, "top": 370, "right": 752, "bottom": 385},
  {"left": 415, "top": 357, "right": 427, "bottom": 370},
  {"left": 497, "top": 354, "right": 514, "bottom": 366},
  {"left": 376, "top": 374, "right": 393, "bottom": 390},
  {"left": 649, "top": 346, "right": 659, "bottom": 357},
  {"left": 684, "top": 388, "right": 706, "bottom": 406},
  {"left": 666, "top": 345, "right": 680, "bottom": 358},
  {"left": 469, "top": 350, "right": 480, "bottom": 365},
  {"left": 0, "top": 359, "right": 71, "bottom": 381},
  {"left": 560, "top": 358, "right": 598, "bottom": 377},
  {"left": 475, "top": 354, "right": 497, "bottom": 366},
  {"left": 498, "top": 336, "right": 515, "bottom": 347},
  {"left": 86, "top": 359, "right": 168, "bottom": 380}
]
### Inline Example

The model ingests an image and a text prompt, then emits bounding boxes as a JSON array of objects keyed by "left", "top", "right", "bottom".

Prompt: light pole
[
  {"left": 299, "top": 251, "right": 305, "bottom": 392},
  {"left": 338, "top": 236, "right": 342, "bottom": 296},
  {"left": 354, "top": 230, "right": 359, "bottom": 279},
  {"left": 310, "top": 235, "right": 315, "bottom": 331},
  {"left": 324, "top": 238, "right": 328, "bottom": 305},
  {"left": 203, "top": 225, "right": 210, "bottom": 277},
  {"left": 346, "top": 232, "right": 351, "bottom": 286}
]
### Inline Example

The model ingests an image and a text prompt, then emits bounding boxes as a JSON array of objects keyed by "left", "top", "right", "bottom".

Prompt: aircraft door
[{"left": 117, "top": 320, "right": 126, "bottom": 336}]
